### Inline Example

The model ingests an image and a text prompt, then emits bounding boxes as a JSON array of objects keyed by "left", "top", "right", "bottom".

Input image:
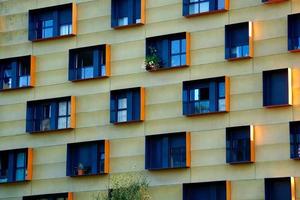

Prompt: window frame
[
  {"left": 0, "top": 148, "right": 32, "bottom": 184},
  {"left": 183, "top": 180, "right": 231, "bottom": 200},
  {"left": 66, "top": 140, "right": 110, "bottom": 177},
  {"left": 0, "top": 55, "right": 36, "bottom": 91},
  {"left": 145, "top": 32, "right": 191, "bottom": 72},
  {"left": 110, "top": 87, "right": 145, "bottom": 124},
  {"left": 69, "top": 44, "right": 111, "bottom": 81},
  {"left": 111, "top": 0, "right": 146, "bottom": 29},
  {"left": 26, "top": 96, "right": 76, "bottom": 133},
  {"left": 145, "top": 132, "right": 191, "bottom": 170},
  {"left": 263, "top": 68, "right": 292, "bottom": 108},
  {"left": 289, "top": 121, "right": 300, "bottom": 159},
  {"left": 183, "top": 76, "right": 230, "bottom": 116},
  {"left": 262, "top": 0, "right": 288, "bottom": 4},
  {"left": 28, "top": 3, "right": 77, "bottom": 42},
  {"left": 265, "top": 177, "right": 295, "bottom": 200},
  {"left": 288, "top": 13, "right": 300, "bottom": 52},
  {"left": 225, "top": 21, "right": 253, "bottom": 61},
  {"left": 226, "top": 125, "right": 255, "bottom": 164},
  {"left": 183, "top": 0, "right": 230, "bottom": 17},
  {"left": 23, "top": 192, "right": 73, "bottom": 200}
]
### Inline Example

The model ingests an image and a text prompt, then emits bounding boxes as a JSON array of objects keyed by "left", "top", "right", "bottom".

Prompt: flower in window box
[{"left": 145, "top": 46, "right": 161, "bottom": 71}]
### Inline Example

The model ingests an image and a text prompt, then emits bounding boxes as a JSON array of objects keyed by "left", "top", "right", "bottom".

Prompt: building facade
[{"left": 0, "top": 0, "right": 300, "bottom": 199}]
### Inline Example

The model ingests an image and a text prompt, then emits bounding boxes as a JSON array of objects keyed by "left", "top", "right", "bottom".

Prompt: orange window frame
[
  {"left": 225, "top": 76, "right": 230, "bottom": 112},
  {"left": 226, "top": 181, "right": 231, "bottom": 200},
  {"left": 30, "top": 55, "right": 36, "bottom": 87},
  {"left": 104, "top": 140, "right": 110, "bottom": 174},
  {"left": 105, "top": 44, "right": 111, "bottom": 77},
  {"left": 186, "top": 132, "right": 191, "bottom": 167},
  {"left": 70, "top": 96, "right": 76, "bottom": 129},
  {"left": 26, "top": 148, "right": 33, "bottom": 181},
  {"left": 140, "top": 87, "right": 145, "bottom": 121},
  {"left": 186, "top": 32, "right": 191, "bottom": 66},
  {"left": 250, "top": 125, "right": 255, "bottom": 163}
]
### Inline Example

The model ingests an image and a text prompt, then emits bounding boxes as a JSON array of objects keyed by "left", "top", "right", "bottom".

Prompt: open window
[
  {"left": 183, "top": 0, "right": 229, "bottom": 17},
  {"left": 183, "top": 181, "right": 231, "bottom": 200},
  {"left": 265, "top": 177, "right": 295, "bottom": 200},
  {"left": 145, "top": 132, "right": 190, "bottom": 170},
  {"left": 29, "top": 3, "right": 77, "bottom": 41},
  {"left": 0, "top": 55, "right": 35, "bottom": 91},
  {"left": 23, "top": 192, "right": 73, "bottom": 200},
  {"left": 26, "top": 96, "right": 76, "bottom": 133},
  {"left": 111, "top": 0, "right": 145, "bottom": 28},
  {"left": 263, "top": 68, "right": 292, "bottom": 107},
  {"left": 69, "top": 44, "right": 111, "bottom": 81},
  {"left": 226, "top": 125, "right": 255, "bottom": 164},
  {"left": 110, "top": 87, "right": 145, "bottom": 124},
  {"left": 183, "top": 76, "right": 230, "bottom": 116},
  {"left": 288, "top": 13, "right": 300, "bottom": 52},
  {"left": 145, "top": 32, "right": 190, "bottom": 71},
  {"left": 66, "top": 140, "right": 109, "bottom": 176},
  {"left": 225, "top": 21, "right": 253, "bottom": 60},
  {"left": 0, "top": 148, "right": 32, "bottom": 184}
]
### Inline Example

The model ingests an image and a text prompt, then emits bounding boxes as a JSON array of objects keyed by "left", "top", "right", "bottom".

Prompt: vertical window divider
[
  {"left": 250, "top": 125, "right": 255, "bottom": 163},
  {"left": 185, "top": 132, "right": 191, "bottom": 167},
  {"left": 140, "top": 87, "right": 145, "bottom": 121},
  {"left": 141, "top": 0, "right": 146, "bottom": 24},
  {"left": 225, "top": 76, "right": 230, "bottom": 112},
  {"left": 105, "top": 44, "right": 111, "bottom": 77},
  {"left": 30, "top": 55, "right": 36, "bottom": 87},
  {"left": 226, "top": 180, "right": 231, "bottom": 200},
  {"left": 186, "top": 32, "right": 191, "bottom": 66},
  {"left": 70, "top": 96, "right": 76, "bottom": 129},
  {"left": 288, "top": 68, "right": 293, "bottom": 105},
  {"left": 25, "top": 148, "right": 33, "bottom": 181},
  {"left": 72, "top": 3, "right": 77, "bottom": 35},
  {"left": 248, "top": 21, "right": 254, "bottom": 58},
  {"left": 104, "top": 140, "right": 110, "bottom": 174}
]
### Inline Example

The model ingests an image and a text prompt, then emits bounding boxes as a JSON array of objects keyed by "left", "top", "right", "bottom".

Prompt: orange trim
[
  {"left": 104, "top": 140, "right": 110, "bottom": 174},
  {"left": 70, "top": 96, "right": 76, "bottom": 128},
  {"left": 224, "top": 0, "right": 230, "bottom": 10},
  {"left": 68, "top": 192, "right": 73, "bottom": 200},
  {"left": 186, "top": 132, "right": 191, "bottom": 168},
  {"left": 186, "top": 32, "right": 191, "bottom": 66},
  {"left": 225, "top": 77, "right": 230, "bottom": 112},
  {"left": 141, "top": 0, "right": 146, "bottom": 24},
  {"left": 30, "top": 55, "right": 36, "bottom": 87},
  {"left": 72, "top": 3, "right": 77, "bottom": 35},
  {"left": 291, "top": 177, "right": 296, "bottom": 200},
  {"left": 288, "top": 68, "right": 293, "bottom": 106},
  {"left": 140, "top": 87, "right": 145, "bottom": 121},
  {"left": 226, "top": 181, "right": 231, "bottom": 200},
  {"left": 26, "top": 148, "right": 33, "bottom": 181},
  {"left": 250, "top": 125, "right": 255, "bottom": 162},
  {"left": 105, "top": 44, "right": 111, "bottom": 77},
  {"left": 248, "top": 21, "right": 254, "bottom": 58}
]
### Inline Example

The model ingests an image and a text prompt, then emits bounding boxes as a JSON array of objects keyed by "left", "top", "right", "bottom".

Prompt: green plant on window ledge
[{"left": 145, "top": 46, "right": 161, "bottom": 71}]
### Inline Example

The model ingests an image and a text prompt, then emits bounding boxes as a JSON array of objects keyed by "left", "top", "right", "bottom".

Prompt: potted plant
[
  {"left": 77, "top": 163, "right": 85, "bottom": 176},
  {"left": 145, "top": 46, "right": 161, "bottom": 71}
]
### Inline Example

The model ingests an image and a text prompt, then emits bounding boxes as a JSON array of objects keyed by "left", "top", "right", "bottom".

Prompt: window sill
[
  {"left": 69, "top": 172, "right": 107, "bottom": 177},
  {"left": 0, "top": 85, "right": 33, "bottom": 92},
  {"left": 226, "top": 56, "right": 252, "bottom": 61},
  {"left": 263, "top": 103, "right": 292, "bottom": 108},
  {"left": 28, "top": 127, "right": 74, "bottom": 134},
  {"left": 185, "top": 110, "right": 228, "bottom": 117},
  {"left": 147, "top": 165, "right": 189, "bottom": 171},
  {"left": 0, "top": 179, "right": 28, "bottom": 185},
  {"left": 263, "top": 0, "right": 288, "bottom": 4},
  {"left": 228, "top": 160, "right": 254, "bottom": 165},
  {"left": 146, "top": 65, "right": 189, "bottom": 72},
  {"left": 113, "top": 119, "right": 144, "bottom": 125},
  {"left": 71, "top": 75, "right": 109, "bottom": 82},
  {"left": 113, "top": 22, "right": 144, "bottom": 30},
  {"left": 31, "top": 34, "right": 76, "bottom": 42},
  {"left": 289, "top": 48, "right": 300, "bottom": 53},
  {"left": 184, "top": 9, "right": 228, "bottom": 18}
]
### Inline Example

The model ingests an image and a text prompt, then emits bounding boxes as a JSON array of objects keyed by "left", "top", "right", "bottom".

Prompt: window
[
  {"left": 110, "top": 87, "right": 145, "bottom": 124},
  {"left": 69, "top": 45, "right": 110, "bottom": 81},
  {"left": 23, "top": 193, "right": 73, "bottom": 200},
  {"left": 288, "top": 13, "right": 300, "bottom": 52},
  {"left": 183, "top": 76, "right": 229, "bottom": 116},
  {"left": 66, "top": 140, "right": 109, "bottom": 176},
  {"left": 265, "top": 177, "right": 295, "bottom": 200},
  {"left": 0, "top": 56, "right": 35, "bottom": 90},
  {"left": 262, "top": 0, "right": 288, "bottom": 4},
  {"left": 145, "top": 132, "right": 190, "bottom": 170},
  {"left": 28, "top": 3, "right": 76, "bottom": 41},
  {"left": 183, "top": 0, "right": 229, "bottom": 17},
  {"left": 111, "top": 0, "right": 145, "bottom": 28},
  {"left": 289, "top": 121, "right": 300, "bottom": 159},
  {"left": 225, "top": 22, "right": 253, "bottom": 60},
  {"left": 226, "top": 125, "right": 255, "bottom": 164},
  {"left": 26, "top": 96, "right": 76, "bottom": 133},
  {"left": 0, "top": 148, "right": 32, "bottom": 184},
  {"left": 263, "top": 68, "right": 292, "bottom": 107},
  {"left": 145, "top": 32, "right": 190, "bottom": 71},
  {"left": 183, "top": 181, "right": 231, "bottom": 200}
]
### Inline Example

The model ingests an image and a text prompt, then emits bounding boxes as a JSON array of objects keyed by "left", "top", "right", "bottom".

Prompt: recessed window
[
  {"left": 183, "top": 0, "right": 229, "bottom": 17},
  {"left": 226, "top": 125, "right": 255, "bottom": 164},
  {"left": 225, "top": 22, "right": 253, "bottom": 60},
  {"left": 289, "top": 121, "right": 300, "bottom": 159},
  {"left": 263, "top": 68, "right": 292, "bottom": 107},
  {"left": 66, "top": 140, "right": 109, "bottom": 176},
  {"left": 69, "top": 45, "right": 110, "bottom": 81},
  {"left": 183, "top": 181, "right": 230, "bottom": 200},
  {"left": 0, "top": 148, "right": 32, "bottom": 184},
  {"left": 23, "top": 192, "right": 72, "bottom": 200},
  {"left": 288, "top": 13, "right": 300, "bottom": 52},
  {"left": 265, "top": 177, "right": 295, "bottom": 200},
  {"left": 28, "top": 3, "right": 76, "bottom": 41},
  {"left": 26, "top": 96, "right": 76, "bottom": 133},
  {"left": 111, "top": 0, "right": 145, "bottom": 28},
  {"left": 183, "top": 76, "right": 229, "bottom": 116},
  {"left": 0, "top": 56, "right": 35, "bottom": 91},
  {"left": 110, "top": 87, "right": 145, "bottom": 124},
  {"left": 145, "top": 132, "right": 190, "bottom": 170},
  {"left": 145, "top": 32, "right": 190, "bottom": 71}
]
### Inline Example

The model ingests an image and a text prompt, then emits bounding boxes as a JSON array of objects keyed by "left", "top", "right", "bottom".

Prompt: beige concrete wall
[{"left": 1, "top": 0, "right": 300, "bottom": 199}]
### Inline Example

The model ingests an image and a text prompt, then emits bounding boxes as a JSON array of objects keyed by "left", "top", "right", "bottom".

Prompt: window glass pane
[
  {"left": 101, "top": 65, "right": 106, "bottom": 76},
  {"left": 81, "top": 66, "right": 94, "bottom": 79},
  {"left": 60, "top": 24, "right": 72, "bottom": 36},
  {"left": 58, "top": 117, "right": 67, "bottom": 129},
  {"left": 118, "top": 98, "right": 127, "bottom": 109},
  {"left": 68, "top": 101, "right": 71, "bottom": 115},
  {"left": 67, "top": 116, "right": 70, "bottom": 128},
  {"left": 118, "top": 17, "right": 129, "bottom": 26},
  {"left": 117, "top": 110, "right": 127, "bottom": 122},
  {"left": 219, "top": 82, "right": 225, "bottom": 98},
  {"left": 200, "top": 87, "right": 209, "bottom": 100},
  {"left": 189, "top": 3, "right": 199, "bottom": 14},
  {"left": 77, "top": 51, "right": 94, "bottom": 68},
  {"left": 0, "top": 153, "right": 8, "bottom": 183},
  {"left": 199, "top": 1, "right": 209, "bottom": 13},
  {"left": 181, "top": 54, "right": 186, "bottom": 65},
  {"left": 171, "top": 40, "right": 180, "bottom": 54},
  {"left": 218, "top": 0, "right": 225, "bottom": 9},
  {"left": 16, "top": 152, "right": 25, "bottom": 168},
  {"left": 181, "top": 39, "right": 186, "bottom": 53},
  {"left": 171, "top": 55, "right": 180, "bottom": 67},
  {"left": 15, "top": 168, "right": 25, "bottom": 181},
  {"left": 3, "top": 65, "right": 12, "bottom": 89},
  {"left": 218, "top": 99, "right": 225, "bottom": 111},
  {"left": 59, "top": 101, "right": 67, "bottom": 116},
  {"left": 42, "top": 20, "right": 54, "bottom": 38}
]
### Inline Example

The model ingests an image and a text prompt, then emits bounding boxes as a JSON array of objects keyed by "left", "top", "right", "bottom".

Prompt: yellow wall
[{"left": 1, "top": 0, "right": 300, "bottom": 199}]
